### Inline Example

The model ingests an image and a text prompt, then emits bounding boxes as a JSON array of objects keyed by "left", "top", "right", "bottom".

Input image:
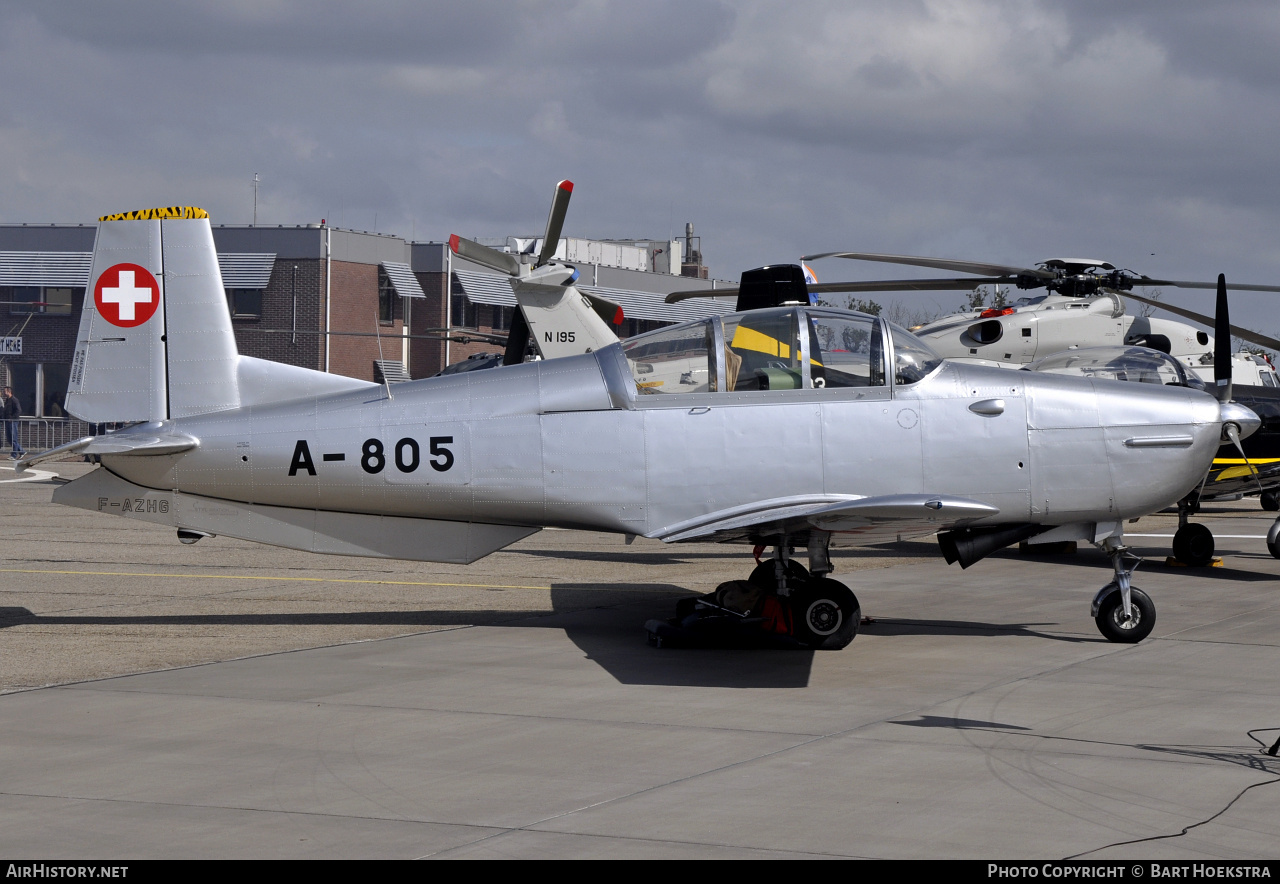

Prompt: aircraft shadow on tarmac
[
  {"left": 988, "top": 547, "right": 1279, "bottom": 582},
  {"left": 892, "top": 715, "right": 1032, "bottom": 731},
  {"left": 0, "top": 580, "right": 820, "bottom": 689},
  {"left": 543, "top": 584, "right": 821, "bottom": 689},
  {"left": 860, "top": 617, "right": 1098, "bottom": 643}
]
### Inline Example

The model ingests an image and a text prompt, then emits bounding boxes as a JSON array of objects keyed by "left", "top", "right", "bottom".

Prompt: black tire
[
  {"left": 1094, "top": 586, "right": 1156, "bottom": 643},
  {"left": 1172, "top": 522, "right": 1214, "bottom": 567},
  {"left": 1267, "top": 521, "right": 1280, "bottom": 560},
  {"left": 792, "top": 578, "right": 860, "bottom": 650},
  {"left": 1262, "top": 491, "right": 1280, "bottom": 512}
]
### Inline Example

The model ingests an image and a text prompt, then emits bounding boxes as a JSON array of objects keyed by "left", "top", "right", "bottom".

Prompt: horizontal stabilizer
[
  {"left": 654, "top": 493, "right": 999, "bottom": 544},
  {"left": 16, "top": 430, "right": 198, "bottom": 473},
  {"left": 53, "top": 468, "right": 539, "bottom": 564}
]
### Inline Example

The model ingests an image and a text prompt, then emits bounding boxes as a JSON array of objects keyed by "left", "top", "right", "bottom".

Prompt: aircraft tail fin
[{"left": 67, "top": 207, "right": 241, "bottom": 423}]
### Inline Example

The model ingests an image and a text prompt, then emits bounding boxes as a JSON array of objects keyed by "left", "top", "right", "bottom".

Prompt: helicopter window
[
  {"left": 622, "top": 319, "right": 714, "bottom": 394},
  {"left": 721, "top": 309, "right": 804, "bottom": 391},
  {"left": 1014, "top": 295, "right": 1048, "bottom": 307},
  {"left": 806, "top": 312, "right": 884, "bottom": 388},
  {"left": 889, "top": 323, "right": 944, "bottom": 385}
]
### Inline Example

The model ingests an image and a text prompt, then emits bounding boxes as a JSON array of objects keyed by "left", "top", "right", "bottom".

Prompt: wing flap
[{"left": 654, "top": 493, "right": 999, "bottom": 544}]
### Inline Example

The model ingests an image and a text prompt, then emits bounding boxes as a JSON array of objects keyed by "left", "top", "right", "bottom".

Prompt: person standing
[{"left": 2, "top": 386, "right": 24, "bottom": 460}]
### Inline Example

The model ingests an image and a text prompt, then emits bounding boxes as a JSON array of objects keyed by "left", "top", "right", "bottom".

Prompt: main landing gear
[
  {"left": 1172, "top": 496, "right": 1216, "bottom": 567},
  {"left": 1091, "top": 536, "right": 1156, "bottom": 643},
  {"left": 645, "top": 533, "right": 861, "bottom": 650}
]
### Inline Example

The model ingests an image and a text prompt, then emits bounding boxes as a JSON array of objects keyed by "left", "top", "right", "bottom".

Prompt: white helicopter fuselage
[{"left": 913, "top": 293, "right": 1276, "bottom": 385}]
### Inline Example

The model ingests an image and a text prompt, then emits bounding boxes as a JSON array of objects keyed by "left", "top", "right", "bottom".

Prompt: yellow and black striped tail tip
[{"left": 98, "top": 206, "right": 209, "bottom": 221}]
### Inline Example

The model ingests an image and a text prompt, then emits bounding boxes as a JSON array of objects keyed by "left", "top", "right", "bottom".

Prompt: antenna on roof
[{"left": 252, "top": 173, "right": 259, "bottom": 226}]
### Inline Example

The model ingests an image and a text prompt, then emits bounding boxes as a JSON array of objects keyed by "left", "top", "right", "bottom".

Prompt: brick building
[{"left": 0, "top": 221, "right": 731, "bottom": 423}]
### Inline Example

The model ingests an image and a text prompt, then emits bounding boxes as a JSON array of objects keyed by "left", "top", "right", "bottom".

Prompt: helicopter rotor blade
[
  {"left": 536, "top": 180, "right": 574, "bottom": 268},
  {"left": 1120, "top": 291, "right": 1280, "bottom": 352},
  {"left": 449, "top": 234, "right": 522, "bottom": 277},
  {"left": 800, "top": 251, "right": 1051, "bottom": 280},
  {"left": 664, "top": 277, "right": 1007, "bottom": 304},
  {"left": 1134, "top": 276, "right": 1280, "bottom": 293}
]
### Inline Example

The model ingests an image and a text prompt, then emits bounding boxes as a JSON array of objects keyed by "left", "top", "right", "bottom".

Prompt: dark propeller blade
[
  {"left": 800, "top": 251, "right": 1051, "bottom": 280},
  {"left": 536, "top": 180, "right": 574, "bottom": 268},
  {"left": 1119, "top": 291, "right": 1280, "bottom": 352},
  {"left": 1215, "top": 274, "right": 1232, "bottom": 402}
]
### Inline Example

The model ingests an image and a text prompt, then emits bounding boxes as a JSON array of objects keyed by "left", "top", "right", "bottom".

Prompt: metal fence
[{"left": 3, "top": 418, "right": 94, "bottom": 453}]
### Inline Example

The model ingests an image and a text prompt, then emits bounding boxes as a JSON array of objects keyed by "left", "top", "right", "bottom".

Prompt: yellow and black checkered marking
[{"left": 98, "top": 206, "right": 209, "bottom": 221}]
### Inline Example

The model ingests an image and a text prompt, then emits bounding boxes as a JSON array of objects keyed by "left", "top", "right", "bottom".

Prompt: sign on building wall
[{"left": 1, "top": 337, "right": 20, "bottom": 355}]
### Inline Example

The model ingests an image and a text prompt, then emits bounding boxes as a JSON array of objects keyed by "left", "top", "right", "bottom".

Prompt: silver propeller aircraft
[
  {"left": 18, "top": 203, "right": 1262, "bottom": 649},
  {"left": 670, "top": 256, "right": 1280, "bottom": 569}
]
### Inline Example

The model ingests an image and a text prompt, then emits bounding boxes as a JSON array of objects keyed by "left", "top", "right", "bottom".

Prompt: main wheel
[
  {"left": 1268, "top": 521, "right": 1280, "bottom": 560},
  {"left": 792, "top": 578, "right": 860, "bottom": 650},
  {"left": 1172, "top": 523, "right": 1214, "bottom": 567},
  {"left": 1262, "top": 491, "right": 1280, "bottom": 512},
  {"left": 1094, "top": 587, "right": 1156, "bottom": 643}
]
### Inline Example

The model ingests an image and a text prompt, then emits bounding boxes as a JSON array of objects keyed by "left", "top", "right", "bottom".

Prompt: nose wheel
[
  {"left": 1093, "top": 585, "right": 1156, "bottom": 643},
  {"left": 1092, "top": 536, "right": 1156, "bottom": 643}
]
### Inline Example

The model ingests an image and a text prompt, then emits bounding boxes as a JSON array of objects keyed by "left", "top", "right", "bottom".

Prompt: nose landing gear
[{"left": 1091, "top": 537, "right": 1156, "bottom": 643}]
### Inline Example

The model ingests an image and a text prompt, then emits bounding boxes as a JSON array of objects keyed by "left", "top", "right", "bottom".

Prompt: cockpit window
[
  {"left": 807, "top": 311, "right": 884, "bottom": 387},
  {"left": 623, "top": 319, "right": 714, "bottom": 394},
  {"left": 888, "top": 323, "right": 943, "bottom": 384},
  {"left": 721, "top": 310, "right": 804, "bottom": 391}
]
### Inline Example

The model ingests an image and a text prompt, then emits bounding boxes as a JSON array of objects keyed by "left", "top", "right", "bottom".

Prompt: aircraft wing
[{"left": 652, "top": 494, "right": 999, "bottom": 544}]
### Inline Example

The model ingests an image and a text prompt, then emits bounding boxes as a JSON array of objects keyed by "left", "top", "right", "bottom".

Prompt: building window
[
  {"left": 226, "top": 288, "right": 262, "bottom": 319},
  {"left": 5, "top": 286, "right": 78, "bottom": 315},
  {"left": 491, "top": 305, "right": 513, "bottom": 331},
  {"left": 378, "top": 269, "right": 396, "bottom": 324},
  {"left": 449, "top": 292, "right": 479, "bottom": 329}
]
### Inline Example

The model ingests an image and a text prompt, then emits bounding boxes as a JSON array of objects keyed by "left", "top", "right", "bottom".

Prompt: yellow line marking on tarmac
[{"left": 0, "top": 568, "right": 549, "bottom": 591}]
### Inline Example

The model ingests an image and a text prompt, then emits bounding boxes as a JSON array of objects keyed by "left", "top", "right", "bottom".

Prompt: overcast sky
[{"left": 2, "top": 0, "right": 1279, "bottom": 332}]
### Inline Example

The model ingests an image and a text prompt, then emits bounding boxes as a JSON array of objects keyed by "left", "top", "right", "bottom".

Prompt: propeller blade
[
  {"left": 449, "top": 234, "right": 522, "bottom": 277},
  {"left": 800, "top": 251, "right": 1051, "bottom": 280},
  {"left": 536, "top": 180, "right": 574, "bottom": 268},
  {"left": 1216, "top": 274, "right": 1232, "bottom": 402},
  {"left": 1120, "top": 291, "right": 1280, "bottom": 352}
]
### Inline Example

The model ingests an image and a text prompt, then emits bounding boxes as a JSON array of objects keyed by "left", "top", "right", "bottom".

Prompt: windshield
[{"left": 888, "top": 322, "right": 943, "bottom": 384}]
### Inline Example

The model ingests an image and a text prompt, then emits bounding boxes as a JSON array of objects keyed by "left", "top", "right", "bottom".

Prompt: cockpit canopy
[
  {"left": 1023, "top": 345, "right": 1203, "bottom": 389},
  {"left": 621, "top": 306, "right": 943, "bottom": 395}
]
